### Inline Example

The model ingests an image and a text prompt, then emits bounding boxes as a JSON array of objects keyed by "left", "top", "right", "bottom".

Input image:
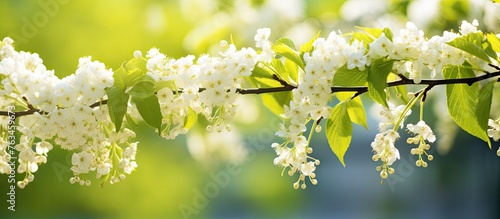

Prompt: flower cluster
[
  {"left": 0, "top": 37, "right": 139, "bottom": 188},
  {"left": 270, "top": 20, "right": 482, "bottom": 186},
  {"left": 407, "top": 120, "right": 436, "bottom": 167},
  {"left": 146, "top": 39, "right": 259, "bottom": 139},
  {"left": 371, "top": 130, "right": 400, "bottom": 179},
  {"left": 368, "top": 21, "right": 477, "bottom": 83},
  {"left": 370, "top": 102, "right": 412, "bottom": 178}
]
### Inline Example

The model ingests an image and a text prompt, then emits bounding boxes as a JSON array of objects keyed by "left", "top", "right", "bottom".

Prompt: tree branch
[{"left": 1, "top": 71, "right": 499, "bottom": 118}]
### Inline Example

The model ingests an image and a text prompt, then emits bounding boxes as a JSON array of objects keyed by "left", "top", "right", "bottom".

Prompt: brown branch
[{"left": 1, "top": 71, "right": 499, "bottom": 118}]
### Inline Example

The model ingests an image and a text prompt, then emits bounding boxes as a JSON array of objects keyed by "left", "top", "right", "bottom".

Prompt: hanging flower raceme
[
  {"left": 407, "top": 120, "right": 436, "bottom": 167},
  {"left": 371, "top": 130, "right": 400, "bottom": 179}
]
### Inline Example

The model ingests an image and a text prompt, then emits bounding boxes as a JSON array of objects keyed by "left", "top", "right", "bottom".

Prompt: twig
[{"left": 1, "top": 71, "right": 499, "bottom": 118}]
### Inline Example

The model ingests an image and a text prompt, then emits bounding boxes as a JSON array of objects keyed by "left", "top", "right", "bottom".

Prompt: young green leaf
[
  {"left": 106, "top": 86, "right": 130, "bottom": 132},
  {"left": 326, "top": 101, "right": 352, "bottom": 167},
  {"left": 125, "top": 113, "right": 139, "bottom": 129},
  {"left": 284, "top": 58, "right": 299, "bottom": 84},
  {"left": 0, "top": 75, "right": 5, "bottom": 90},
  {"left": 336, "top": 93, "right": 368, "bottom": 130},
  {"left": 155, "top": 80, "right": 176, "bottom": 92},
  {"left": 332, "top": 64, "right": 368, "bottom": 86},
  {"left": 128, "top": 75, "right": 156, "bottom": 98},
  {"left": 251, "top": 63, "right": 276, "bottom": 80},
  {"left": 443, "top": 66, "right": 491, "bottom": 148},
  {"left": 113, "top": 57, "right": 148, "bottom": 90},
  {"left": 382, "top": 28, "right": 393, "bottom": 41},
  {"left": 132, "top": 95, "right": 162, "bottom": 132},
  {"left": 356, "top": 26, "right": 383, "bottom": 38},
  {"left": 447, "top": 32, "right": 491, "bottom": 62},
  {"left": 245, "top": 75, "right": 282, "bottom": 89},
  {"left": 184, "top": 107, "right": 198, "bottom": 130},
  {"left": 300, "top": 31, "right": 321, "bottom": 57},
  {"left": 271, "top": 58, "right": 289, "bottom": 83},
  {"left": 476, "top": 81, "right": 495, "bottom": 131},
  {"left": 261, "top": 91, "right": 293, "bottom": 117},
  {"left": 275, "top": 37, "right": 297, "bottom": 50},
  {"left": 349, "top": 32, "right": 374, "bottom": 45},
  {"left": 367, "top": 58, "right": 394, "bottom": 108},
  {"left": 272, "top": 43, "right": 305, "bottom": 70},
  {"left": 487, "top": 33, "right": 500, "bottom": 53}
]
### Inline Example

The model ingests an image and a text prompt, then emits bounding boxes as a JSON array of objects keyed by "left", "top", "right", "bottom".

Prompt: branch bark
[{"left": 1, "top": 71, "right": 499, "bottom": 118}]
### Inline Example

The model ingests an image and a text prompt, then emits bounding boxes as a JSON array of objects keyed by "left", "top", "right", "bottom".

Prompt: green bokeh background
[{"left": 1, "top": 0, "right": 500, "bottom": 218}]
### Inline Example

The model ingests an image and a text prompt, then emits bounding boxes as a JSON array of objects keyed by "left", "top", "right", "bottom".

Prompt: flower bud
[
  {"left": 422, "top": 161, "right": 428, "bottom": 168},
  {"left": 315, "top": 125, "right": 322, "bottom": 133},
  {"left": 220, "top": 40, "right": 228, "bottom": 47},
  {"left": 311, "top": 179, "right": 318, "bottom": 185},
  {"left": 206, "top": 125, "right": 213, "bottom": 133},
  {"left": 416, "top": 160, "right": 422, "bottom": 167},
  {"left": 306, "top": 147, "right": 313, "bottom": 154},
  {"left": 380, "top": 170, "right": 388, "bottom": 179},
  {"left": 388, "top": 168, "right": 395, "bottom": 174},
  {"left": 133, "top": 50, "right": 142, "bottom": 58}
]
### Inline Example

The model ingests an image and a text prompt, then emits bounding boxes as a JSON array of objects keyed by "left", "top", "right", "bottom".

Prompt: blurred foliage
[{"left": 0, "top": 0, "right": 499, "bottom": 218}]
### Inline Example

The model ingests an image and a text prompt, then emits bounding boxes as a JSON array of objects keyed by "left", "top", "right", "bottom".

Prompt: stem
[
  {"left": 1, "top": 70, "right": 499, "bottom": 118},
  {"left": 393, "top": 90, "right": 425, "bottom": 132},
  {"left": 420, "top": 99, "right": 424, "bottom": 121}
]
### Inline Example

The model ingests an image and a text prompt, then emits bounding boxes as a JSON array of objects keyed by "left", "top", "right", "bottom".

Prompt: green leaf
[
  {"left": 332, "top": 64, "right": 368, "bottom": 86},
  {"left": 113, "top": 57, "right": 148, "bottom": 90},
  {"left": 156, "top": 80, "right": 176, "bottom": 91},
  {"left": 106, "top": 86, "right": 130, "bottom": 132},
  {"left": 251, "top": 63, "right": 275, "bottom": 80},
  {"left": 132, "top": 95, "right": 162, "bottom": 132},
  {"left": 284, "top": 58, "right": 299, "bottom": 84},
  {"left": 337, "top": 93, "right": 368, "bottom": 130},
  {"left": 326, "top": 101, "right": 352, "bottom": 167},
  {"left": 0, "top": 74, "right": 6, "bottom": 90},
  {"left": 300, "top": 31, "right": 321, "bottom": 57},
  {"left": 443, "top": 66, "right": 491, "bottom": 148},
  {"left": 447, "top": 32, "right": 491, "bottom": 62},
  {"left": 125, "top": 113, "right": 139, "bottom": 129},
  {"left": 272, "top": 43, "right": 305, "bottom": 70},
  {"left": 245, "top": 76, "right": 281, "bottom": 88},
  {"left": 184, "top": 107, "right": 198, "bottom": 130},
  {"left": 261, "top": 91, "right": 293, "bottom": 117},
  {"left": 476, "top": 81, "right": 495, "bottom": 132},
  {"left": 367, "top": 58, "right": 394, "bottom": 107},
  {"left": 487, "top": 33, "right": 500, "bottom": 53},
  {"left": 484, "top": 35, "right": 498, "bottom": 60},
  {"left": 382, "top": 27, "right": 393, "bottom": 41},
  {"left": 128, "top": 75, "right": 156, "bottom": 98},
  {"left": 349, "top": 32, "right": 374, "bottom": 45},
  {"left": 356, "top": 26, "right": 383, "bottom": 38},
  {"left": 275, "top": 37, "right": 297, "bottom": 50},
  {"left": 271, "top": 58, "right": 288, "bottom": 82}
]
